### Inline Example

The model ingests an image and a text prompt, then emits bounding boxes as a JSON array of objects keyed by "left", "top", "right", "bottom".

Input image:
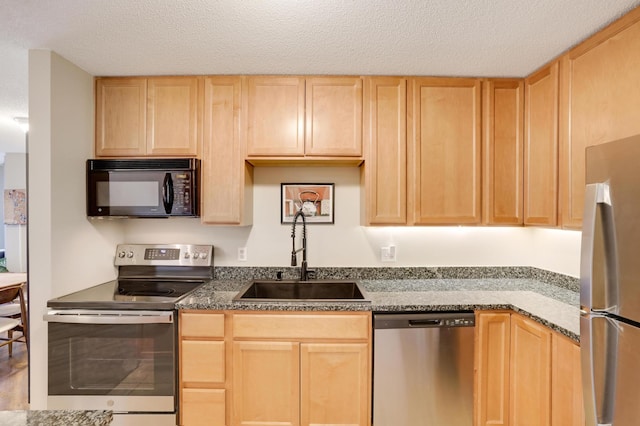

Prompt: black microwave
[{"left": 87, "top": 158, "right": 200, "bottom": 218}]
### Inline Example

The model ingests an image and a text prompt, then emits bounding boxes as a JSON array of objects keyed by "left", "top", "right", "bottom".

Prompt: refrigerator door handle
[
  {"left": 580, "top": 182, "right": 611, "bottom": 312},
  {"left": 582, "top": 314, "right": 617, "bottom": 426}
]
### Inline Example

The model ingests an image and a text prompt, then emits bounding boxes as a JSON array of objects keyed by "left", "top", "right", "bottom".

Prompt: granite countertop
[
  {"left": 177, "top": 267, "right": 581, "bottom": 342},
  {"left": 0, "top": 410, "right": 112, "bottom": 426}
]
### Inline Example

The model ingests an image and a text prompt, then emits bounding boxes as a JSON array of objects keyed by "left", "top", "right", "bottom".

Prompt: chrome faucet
[{"left": 290, "top": 209, "right": 313, "bottom": 281}]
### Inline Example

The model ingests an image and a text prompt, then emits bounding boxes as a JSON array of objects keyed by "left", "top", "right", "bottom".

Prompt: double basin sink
[{"left": 233, "top": 279, "right": 370, "bottom": 303}]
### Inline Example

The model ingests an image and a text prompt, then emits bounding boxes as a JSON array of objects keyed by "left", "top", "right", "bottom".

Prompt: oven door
[{"left": 45, "top": 310, "right": 176, "bottom": 413}]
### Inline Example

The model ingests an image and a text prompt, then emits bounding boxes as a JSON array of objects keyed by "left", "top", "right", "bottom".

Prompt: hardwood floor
[{"left": 0, "top": 341, "right": 28, "bottom": 410}]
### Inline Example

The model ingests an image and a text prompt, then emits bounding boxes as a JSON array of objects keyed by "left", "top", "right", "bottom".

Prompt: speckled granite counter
[
  {"left": 0, "top": 410, "right": 112, "bottom": 426},
  {"left": 178, "top": 267, "right": 581, "bottom": 342}
]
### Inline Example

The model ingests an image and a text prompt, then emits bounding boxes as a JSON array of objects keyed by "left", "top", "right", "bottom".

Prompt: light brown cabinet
[
  {"left": 551, "top": 333, "right": 585, "bottom": 426},
  {"left": 524, "top": 62, "right": 559, "bottom": 227},
  {"left": 231, "top": 312, "right": 371, "bottom": 426},
  {"left": 179, "top": 312, "right": 227, "bottom": 426},
  {"left": 483, "top": 79, "right": 524, "bottom": 225},
  {"left": 201, "top": 76, "right": 253, "bottom": 225},
  {"left": 362, "top": 77, "right": 407, "bottom": 225},
  {"left": 408, "top": 77, "right": 482, "bottom": 225},
  {"left": 95, "top": 76, "right": 199, "bottom": 157},
  {"left": 509, "top": 313, "right": 552, "bottom": 425},
  {"left": 475, "top": 311, "right": 583, "bottom": 426},
  {"left": 559, "top": 9, "right": 640, "bottom": 229},
  {"left": 245, "top": 76, "right": 363, "bottom": 161}
]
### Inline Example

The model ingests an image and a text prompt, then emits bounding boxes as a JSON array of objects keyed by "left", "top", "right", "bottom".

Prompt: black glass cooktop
[{"left": 47, "top": 279, "right": 205, "bottom": 311}]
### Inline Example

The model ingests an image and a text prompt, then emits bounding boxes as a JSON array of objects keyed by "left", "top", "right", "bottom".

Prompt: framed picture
[{"left": 281, "top": 183, "right": 334, "bottom": 224}]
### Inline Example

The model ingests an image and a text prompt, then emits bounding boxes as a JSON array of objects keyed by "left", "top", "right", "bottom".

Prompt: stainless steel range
[{"left": 44, "top": 244, "right": 213, "bottom": 426}]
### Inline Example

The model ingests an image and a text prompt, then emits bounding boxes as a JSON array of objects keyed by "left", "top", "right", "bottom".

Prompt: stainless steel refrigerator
[{"left": 581, "top": 134, "right": 640, "bottom": 426}]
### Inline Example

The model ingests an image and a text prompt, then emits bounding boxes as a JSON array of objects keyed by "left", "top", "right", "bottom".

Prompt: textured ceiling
[{"left": 1, "top": 0, "right": 640, "bottom": 152}]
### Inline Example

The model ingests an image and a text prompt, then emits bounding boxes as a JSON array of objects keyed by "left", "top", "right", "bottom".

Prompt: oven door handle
[{"left": 43, "top": 310, "right": 174, "bottom": 324}]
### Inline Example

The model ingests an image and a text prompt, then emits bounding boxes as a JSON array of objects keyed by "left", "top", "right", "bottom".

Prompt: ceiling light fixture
[{"left": 13, "top": 117, "right": 29, "bottom": 133}]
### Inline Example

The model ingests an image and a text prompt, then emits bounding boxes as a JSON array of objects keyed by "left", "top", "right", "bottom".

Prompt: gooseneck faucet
[{"left": 291, "top": 209, "right": 311, "bottom": 281}]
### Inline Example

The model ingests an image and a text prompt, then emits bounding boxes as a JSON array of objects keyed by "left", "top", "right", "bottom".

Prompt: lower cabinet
[
  {"left": 475, "top": 311, "right": 584, "bottom": 426},
  {"left": 180, "top": 311, "right": 371, "bottom": 426}
]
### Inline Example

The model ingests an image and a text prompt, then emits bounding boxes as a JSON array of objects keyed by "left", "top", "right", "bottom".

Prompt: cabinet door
[
  {"left": 305, "top": 77, "right": 363, "bottom": 156},
  {"left": 483, "top": 79, "right": 524, "bottom": 225},
  {"left": 510, "top": 314, "right": 551, "bottom": 426},
  {"left": 560, "top": 13, "right": 640, "bottom": 228},
  {"left": 201, "top": 77, "right": 253, "bottom": 225},
  {"left": 246, "top": 77, "right": 305, "bottom": 156},
  {"left": 182, "top": 340, "right": 225, "bottom": 384},
  {"left": 300, "top": 343, "right": 369, "bottom": 426},
  {"left": 551, "top": 333, "right": 585, "bottom": 426},
  {"left": 524, "top": 63, "right": 559, "bottom": 226},
  {"left": 95, "top": 78, "right": 147, "bottom": 157},
  {"left": 233, "top": 341, "right": 300, "bottom": 426},
  {"left": 147, "top": 77, "right": 199, "bottom": 156},
  {"left": 182, "top": 388, "right": 226, "bottom": 426},
  {"left": 409, "top": 78, "right": 482, "bottom": 224},
  {"left": 362, "top": 77, "right": 407, "bottom": 225},
  {"left": 475, "top": 312, "right": 511, "bottom": 426}
]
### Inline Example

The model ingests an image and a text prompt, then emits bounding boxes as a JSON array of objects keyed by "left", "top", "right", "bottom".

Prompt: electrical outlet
[
  {"left": 238, "top": 247, "right": 247, "bottom": 261},
  {"left": 381, "top": 245, "right": 397, "bottom": 262}
]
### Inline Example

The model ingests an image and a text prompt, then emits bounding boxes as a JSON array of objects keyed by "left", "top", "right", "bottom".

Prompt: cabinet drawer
[
  {"left": 182, "top": 341, "right": 225, "bottom": 384},
  {"left": 182, "top": 388, "right": 225, "bottom": 426},
  {"left": 233, "top": 313, "right": 370, "bottom": 340},
  {"left": 181, "top": 312, "right": 225, "bottom": 338}
]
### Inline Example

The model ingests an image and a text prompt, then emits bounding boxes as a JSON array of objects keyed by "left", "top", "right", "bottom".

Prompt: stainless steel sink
[{"left": 233, "top": 280, "right": 370, "bottom": 303}]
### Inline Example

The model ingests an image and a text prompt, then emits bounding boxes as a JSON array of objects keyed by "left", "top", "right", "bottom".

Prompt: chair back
[{"left": 0, "top": 285, "right": 22, "bottom": 305}]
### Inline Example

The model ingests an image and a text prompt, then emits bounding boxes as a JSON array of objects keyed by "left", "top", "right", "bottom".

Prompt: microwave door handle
[{"left": 162, "top": 173, "right": 174, "bottom": 214}]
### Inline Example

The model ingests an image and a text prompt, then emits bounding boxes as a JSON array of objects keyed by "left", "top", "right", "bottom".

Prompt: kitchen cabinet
[
  {"left": 509, "top": 313, "right": 552, "bottom": 426},
  {"left": 408, "top": 77, "right": 482, "bottom": 225},
  {"left": 201, "top": 76, "right": 253, "bottom": 225},
  {"left": 362, "top": 77, "right": 407, "bottom": 225},
  {"left": 179, "top": 311, "right": 227, "bottom": 426},
  {"left": 232, "top": 312, "right": 371, "bottom": 426},
  {"left": 559, "top": 8, "right": 640, "bottom": 229},
  {"left": 95, "top": 76, "right": 200, "bottom": 157},
  {"left": 551, "top": 333, "right": 585, "bottom": 426},
  {"left": 524, "top": 62, "right": 559, "bottom": 227},
  {"left": 482, "top": 79, "right": 524, "bottom": 225},
  {"left": 475, "top": 312, "right": 511, "bottom": 426},
  {"left": 475, "top": 311, "right": 582, "bottom": 426},
  {"left": 245, "top": 76, "right": 363, "bottom": 162}
]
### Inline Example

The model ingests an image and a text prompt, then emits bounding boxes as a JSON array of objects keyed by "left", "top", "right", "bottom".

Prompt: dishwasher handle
[{"left": 374, "top": 312, "right": 475, "bottom": 329}]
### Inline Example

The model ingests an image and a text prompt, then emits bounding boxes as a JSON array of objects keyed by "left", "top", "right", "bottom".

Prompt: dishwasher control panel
[{"left": 374, "top": 312, "right": 475, "bottom": 329}]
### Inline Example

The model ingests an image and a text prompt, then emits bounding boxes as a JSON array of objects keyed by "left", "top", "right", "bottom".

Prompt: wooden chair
[{"left": 0, "top": 283, "right": 28, "bottom": 357}]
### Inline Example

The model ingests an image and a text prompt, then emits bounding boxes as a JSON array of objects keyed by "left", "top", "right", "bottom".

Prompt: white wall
[
  {"left": 4, "top": 153, "right": 27, "bottom": 272},
  {"left": 28, "top": 50, "right": 124, "bottom": 409},
  {"left": 124, "top": 167, "right": 582, "bottom": 276}
]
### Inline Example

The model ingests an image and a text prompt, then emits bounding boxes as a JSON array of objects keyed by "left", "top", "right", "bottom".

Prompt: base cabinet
[
  {"left": 231, "top": 312, "right": 371, "bottom": 426},
  {"left": 180, "top": 311, "right": 371, "bottom": 426},
  {"left": 475, "top": 311, "right": 584, "bottom": 426}
]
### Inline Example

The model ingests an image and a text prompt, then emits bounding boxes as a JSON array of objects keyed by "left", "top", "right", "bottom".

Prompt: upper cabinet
[
  {"left": 245, "top": 76, "right": 363, "bottom": 161},
  {"left": 560, "top": 9, "right": 640, "bottom": 228},
  {"left": 524, "top": 63, "right": 559, "bottom": 227},
  {"left": 95, "top": 76, "right": 200, "bottom": 157},
  {"left": 483, "top": 79, "right": 524, "bottom": 226},
  {"left": 362, "top": 77, "right": 407, "bottom": 225},
  {"left": 201, "top": 76, "right": 253, "bottom": 225},
  {"left": 408, "top": 77, "right": 482, "bottom": 225}
]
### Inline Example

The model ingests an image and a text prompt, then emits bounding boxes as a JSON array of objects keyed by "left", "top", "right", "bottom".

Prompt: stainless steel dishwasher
[{"left": 373, "top": 312, "right": 475, "bottom": 426}]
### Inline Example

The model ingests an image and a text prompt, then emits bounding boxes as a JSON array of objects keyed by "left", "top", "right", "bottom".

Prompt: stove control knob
[
  {"left": 118, "top": 251, "right": 126, "bottom": 258},
  {"left": 200, "top": 253, "right": 208, "bottom": 259},
  {"left": 127, "top": 251, "right": 134, "bottom": 258},
  {"left": 193, "top": 253, "right": 200, "bottom": 259},
  {"left": 184, "top": 252, "right": 191, "bottom": 259}
]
